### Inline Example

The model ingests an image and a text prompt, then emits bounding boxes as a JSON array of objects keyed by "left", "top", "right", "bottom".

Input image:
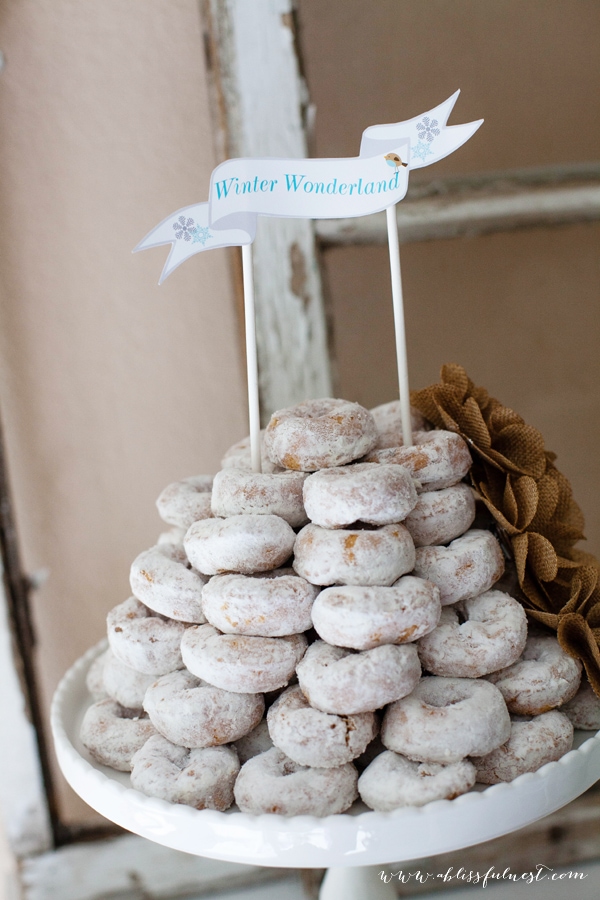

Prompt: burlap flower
[{"left": 412, "top": 364, "right": 600, "bottom": 696}]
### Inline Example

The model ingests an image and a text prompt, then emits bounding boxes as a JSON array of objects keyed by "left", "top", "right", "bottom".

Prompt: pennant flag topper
[
  {"left": 134, "top": 91, "right": 482, "bottom": 283},
  {"left": 135, "top": 90, "right": 482, "bottom": 472}
]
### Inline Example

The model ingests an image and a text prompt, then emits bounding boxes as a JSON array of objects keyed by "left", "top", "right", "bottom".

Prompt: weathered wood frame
[
  {"left": 203, "top": 0, "right": 333, "bottom": 421},
  {"left": 2, "top": 2, "right": 599, "bottom": 898}
]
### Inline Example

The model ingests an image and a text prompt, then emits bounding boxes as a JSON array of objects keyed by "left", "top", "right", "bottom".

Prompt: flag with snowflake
[
  {"left": 135, "top": 91, "right": 482, "bottom": 282},
  {"left": 134, "top": 202, "right": 255, "bottom": 284},
  {"left": 360, "top": 90, "right": 482, "bottom": 169}
]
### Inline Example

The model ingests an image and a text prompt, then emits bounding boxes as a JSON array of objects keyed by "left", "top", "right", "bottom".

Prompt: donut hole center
[
  {"left": 345, "top": 522, "right": 379, "bottom": 532},
  {"left": 455, "top": 608, "right": 468, "bottom": 626},
  {"left": 423, "top": 697, "right": 463, "bottom": 709},
  {"left": 425, "top": 698, "right": 462, "bottom": 709},
  {"left": 116, "top": 706, "right": 145, "bottom": 721}
]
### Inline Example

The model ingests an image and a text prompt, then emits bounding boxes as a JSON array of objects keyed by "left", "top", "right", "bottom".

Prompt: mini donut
[
  {"left": 130, "top": 543, "right": 207, "bottom": 623},
  {"left": 358, "top": 751, "right": 476, "bottom": 811},
  {"left": 296, "top": 640, "right": 421, "bottom": 714},
  {"left": 221, "top": 430, "right": 282, "bottom": 474},
  {"left": 473, "top": 712, "right": 574, "bottom": 784},
  {"left": 201, "top": 568, "right": 318, "bottom": 637},
  {"left": 417, "top": 590, "right": 528, "bottom": 678},
  {"left": 369, "top": 400, "right": 429, "bottom": 450},
  {"left": 107, "top": 596, "right": 186, "bottom": 675},
  {"left": 302, "top": 463, "right": 418, "bottom": 529},
  {"left": 86, "top": 650, "right": 108, "bottom": 701},
  {"left": 311, "top": 577, "right": 441, "bottom": 651},
  {"left": 487, "top": 635, "right": 582, "bottom": 715},
  {"left": 413, "top": 529, "right": 505, "bottom": 606},
  {"left": 562, "top": 680, "right": 600, "bottom": 730},
  {"left": 293, "top": 522, "right": 415, "bottom": 587},
  {"left": 131, "top": 735, "right": 239, "bottom": 810},
  {"left": 184, "top": 514, "right": 295, "bottom": 576},
  {"left": 234, "top": 718, "right": 274, "bottom": 764},
  {"left": 364, "top": 430, "right": 472, "bottom": 491},
  {"left": 403, "top": 483, "right": 476, "bottom": 547},
  {"left": 80, "top": 699, "right": 156, "bottom": 771},
  {"left": 211, "top": 468, "right": 307, "bottom": 527},
  {"left": 181, "top": 624, "right": 307, "bottom": 693},
  {"left": 381, "top": 676, "right": 511, "bottom": 764},
  {"left": 156, "top": 475, "right": 213, "bottom": 529},
  {"left": 264, "top": 398, "right": 378, "bottom": 471},
  {"left": 102, "top": 648, "right": 156, "bottom": 711},
  {"left": 267, "top": 685, "right": 377, "bottom": 768},
  {"left": 234, "top": 747, "right": 358, "bottom": 816},
  {"left": 143, "top": 669, "right": 264, "bottom": 748}
]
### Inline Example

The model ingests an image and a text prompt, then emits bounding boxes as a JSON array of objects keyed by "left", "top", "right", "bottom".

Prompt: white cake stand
[{"left": 51, "top": 642, "right": 600, "bottom": 900}]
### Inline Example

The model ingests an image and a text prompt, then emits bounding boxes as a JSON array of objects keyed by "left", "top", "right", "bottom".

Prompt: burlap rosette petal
[{"left": 412, "top": 364, "right": 600, "bottom": 696}]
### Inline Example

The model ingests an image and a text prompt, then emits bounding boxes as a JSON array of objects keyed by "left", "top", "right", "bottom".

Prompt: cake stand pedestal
[{"left": 52, "top": 643, "right": 600, "bottom": 900}]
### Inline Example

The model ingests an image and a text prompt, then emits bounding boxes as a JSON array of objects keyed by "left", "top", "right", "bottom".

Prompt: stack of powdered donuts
[{"left": 81, "top": 397, "right": 598, "bottom": 815}]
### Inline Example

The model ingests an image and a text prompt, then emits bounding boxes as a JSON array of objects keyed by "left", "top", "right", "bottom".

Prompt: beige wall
[
  {"left": 0, "top": 1, "right": 247, "bottom": 822},
  {"left": 298, "top": 0, "right": 600, "bottom": 557},
  {"left": 298, "top": 0, "right": 600, "bottom": 174}
]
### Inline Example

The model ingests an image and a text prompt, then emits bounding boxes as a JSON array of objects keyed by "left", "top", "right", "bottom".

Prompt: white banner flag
[
  {"left": 360, "top": 90, "right": 482, "bottom": 167},
  {"left": 135, "top": 91, "right": 482, "bottom": 282},
  {"left": 133, "top": 202, "right": 255, "bottom": 284}
]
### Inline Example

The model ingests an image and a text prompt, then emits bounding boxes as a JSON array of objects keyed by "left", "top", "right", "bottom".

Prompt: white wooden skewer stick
[
  {"left": 386, "top": 205, "right": 413, "bottom": 447},
  {"left": 241, "top": 243, "right": 262, "bottom": 473}
]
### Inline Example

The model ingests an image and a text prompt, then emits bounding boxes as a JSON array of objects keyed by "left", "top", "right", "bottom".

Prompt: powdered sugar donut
[
  {"left": 221, "top": 430, "right": 282, "bottom": 474},
  {"left": 86, "top": 650, "right": 108, "bottom": 701},
  {"left": 369, "top": 400, "right": 429, "bottom": 449},
  {"left": 364, "top": 430, "right": 472, "bottom": 491},
  {"left": 130, "top": 543, "right": 207, "bottom": 623},
  {"left": 201, "top": 568, "right": 318, "bottom": 637},
  {"left": 80, "top": 699, "right": 156, "bottom": 771},
  {"left": 403, "top": 483, "right": 476, "bottom": 547},
  {"left": 302, "top": 463, "right": 418, "bottom": 529},
  {"left": 562, "top": 680, "right": 600, "bottom": 730},
  {"left": 358, "top": 751, "right": 476, "bottom": 811},
  {"left": 143, "top": 669, "right": 264, "bottom": 748},
  {"left": 234, "top": 747, "right": 358, "bottom": 816},
  {"left": 184, "top": 514, "right": 295, "bottom": 576},
  {"left": 267, "top": 685, "right": 377, "bottom": 768},
  {"left": 382, "top": 676, "right": 510, "bottom": 764},
  {"left": 297, "top": 640, "right": 421, "bottom": 714},
  {"left": 413, "top": 529, "right": 505, "bottom": 606},
  {"left": 234, "top": 718, "right": 274, "bottom": 763},
  {"left": 418, "top": 590, "right": 528, "bottom": 678},
  {"left": 107, "top": 596, "right": 186, "bottom": 675},
  {"left": 131, "top": 735, "right": 239, "bottom": 810},
  {"left": 156, "top": 476, "right": 213, "bottom": 529},
  {"left": 311, "top": 577, "right": 440, "bottom": 651},
  {"left": 487, "top": 635, "right": 582, "bottom": 715},
  {"left": 102, "top": 648, "right": 156, "bottom": 711},
  {"left": 181, "top": 624, "right": 307, "bottom": 693},
  {"left": 473, "top": 712, "right": 574, "bottom": 783},
  {"left": 293, "top": 522, "right": 415, "bottom": 587},
  {"left": 210, "top": 468, "right": 307, "bottom": 527},
  {"left": 264, "top": 398, "right": 378, "bottom": 471}
]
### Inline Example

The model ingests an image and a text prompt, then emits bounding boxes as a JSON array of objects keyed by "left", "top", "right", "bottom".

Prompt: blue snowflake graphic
[
  {"left": 173, "top": 216, "right": 196, "bottom": 241},
  {"left": 412, "top": 140, "right": 433, "bottom": 162},
  {"left": 191, "top": 225, "right": 212, "bottom": 246},
  {"left": 416, "top": 116, "right": 441, "bottom": 143}
]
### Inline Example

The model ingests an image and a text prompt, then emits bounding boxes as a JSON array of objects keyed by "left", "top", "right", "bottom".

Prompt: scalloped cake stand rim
[{"left": 51, "top": 640, "right": 600, "bottom": 869}]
